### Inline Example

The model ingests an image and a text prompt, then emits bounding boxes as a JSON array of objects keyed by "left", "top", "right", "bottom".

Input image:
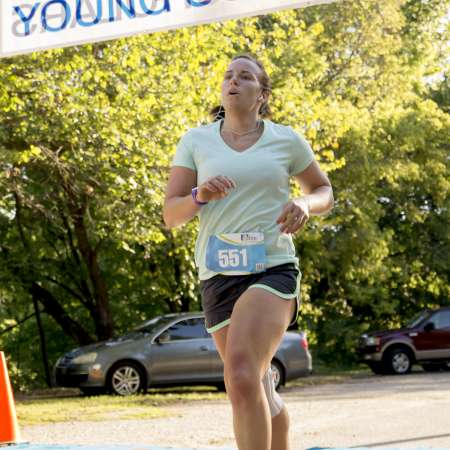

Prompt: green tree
[{"left": 0, "top": 0, "right": 448, "bottom": 386}]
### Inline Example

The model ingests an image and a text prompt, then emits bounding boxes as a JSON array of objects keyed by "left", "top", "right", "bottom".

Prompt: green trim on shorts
[
  {"left": 206, "top": 318, "right": 231, "bottom": 334},
  {"left": 247, "top": 270, "right": 301, "bottom": 300}
]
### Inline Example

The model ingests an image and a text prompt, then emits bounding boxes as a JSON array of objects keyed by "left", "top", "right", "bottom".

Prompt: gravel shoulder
[{"left": 21, "top": 371, "right": 450, "bottom": 450}]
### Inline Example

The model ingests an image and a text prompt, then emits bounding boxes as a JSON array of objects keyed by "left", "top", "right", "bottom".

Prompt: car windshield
[
  {"left": 118, "top": 316, "right": 176, "bottom": 340},
  {"left": 405, "top": 311, "right": 429, "bottom": 329}
]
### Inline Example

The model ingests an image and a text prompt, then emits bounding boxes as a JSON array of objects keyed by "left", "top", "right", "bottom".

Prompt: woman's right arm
[
  {"left": 163, "top": 167, "right": 199, "bottom": 229},
  {"left": 163, "top": 167, "right": 235, "bottom": 229}
]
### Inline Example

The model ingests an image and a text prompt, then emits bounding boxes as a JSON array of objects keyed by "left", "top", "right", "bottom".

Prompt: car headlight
[
  {"left": 366, "top": 336, "right": 381, "bottom": 346},
  {"left": 72, "top": 352, "right": 97, "bottom": 364}
]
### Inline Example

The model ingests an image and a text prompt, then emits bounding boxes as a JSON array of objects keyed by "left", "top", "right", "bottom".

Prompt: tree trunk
[
  {"left": 70, "top": 205, "right": 113, "bottom": 340},
  {"left": 174, "top": 256, "right": 190, "bottom": 312},
  {"left": 30, "top": 282, "right": 94, "bottom": 345},
  {"left": 32, "top": 294, "right": 52, "bottom": 387}
]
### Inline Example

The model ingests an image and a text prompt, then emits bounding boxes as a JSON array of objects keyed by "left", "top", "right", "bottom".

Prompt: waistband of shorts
[{"left": 199, "top": 262, "right": 299, "bottom": 286}]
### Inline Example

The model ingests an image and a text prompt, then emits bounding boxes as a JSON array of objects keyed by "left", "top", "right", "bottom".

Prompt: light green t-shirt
[{"left": 172, "top": 119, "right": 315, "bottom": 281}]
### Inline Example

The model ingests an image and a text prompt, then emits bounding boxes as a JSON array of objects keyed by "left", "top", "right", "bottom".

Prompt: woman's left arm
[{"left": 276, "top": 160, "right": 334, "bottom": 234}]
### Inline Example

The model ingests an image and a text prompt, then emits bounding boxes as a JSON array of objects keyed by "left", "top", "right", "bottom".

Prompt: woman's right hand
[{"left": 197, "top": 175, "right": 236, "bottom": 203}]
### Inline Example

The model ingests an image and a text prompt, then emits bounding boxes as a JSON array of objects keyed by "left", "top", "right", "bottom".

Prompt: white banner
[{"left": 1, "top": 0, "right": 336, "bottom": 58}]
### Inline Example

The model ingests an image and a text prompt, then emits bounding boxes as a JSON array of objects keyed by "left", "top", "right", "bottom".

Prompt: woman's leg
[
  {"left": 212, "top": 325, "right": 291, "bottom": 450},
  {"left": 218, "top": 288, "right": 295, "bottom": 450},
  {"left": 271, "top": 406, "right": 291, "bottom": 450}
]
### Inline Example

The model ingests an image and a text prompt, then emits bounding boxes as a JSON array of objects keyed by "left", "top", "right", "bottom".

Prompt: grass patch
[
  {"left": 286, "top": 361, "right": 371, "bottom": 389},
  {"left": 17, "top": 365, "right": 371, "bottom": 426},
  {"left": 17, "top": 388, "right": 227, "bottom": 426},
  {"left": 313, "top": 360, "right": 371, "bottom": 376}
]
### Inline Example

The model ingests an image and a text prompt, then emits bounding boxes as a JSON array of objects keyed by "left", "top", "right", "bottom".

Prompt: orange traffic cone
[{"left": 0, "top": 351, "right": 21, "bottom": 444}]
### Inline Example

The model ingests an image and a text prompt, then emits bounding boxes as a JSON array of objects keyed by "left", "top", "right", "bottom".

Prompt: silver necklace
[{"left": 221, "top": 120, "right": 262, "bottom": 137}]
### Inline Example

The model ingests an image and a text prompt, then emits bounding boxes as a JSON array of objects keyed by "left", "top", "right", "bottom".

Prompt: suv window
[
  {"left": 406, "top": 310, "right": 430, "bottom": 328},
  {"left": 166, "top": 318, "right": 208, "bottom": 341},
  {"left": 431, "top": 311, "right": 450, "bottom": 330}
]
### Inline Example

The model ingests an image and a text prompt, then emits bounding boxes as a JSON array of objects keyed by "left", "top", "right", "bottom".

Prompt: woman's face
[{"left": 221, "top": 58, "right": 265, "bottom": 115}]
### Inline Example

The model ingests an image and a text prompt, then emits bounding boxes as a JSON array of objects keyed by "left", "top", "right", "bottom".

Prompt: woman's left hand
[{"left": 276, "top": 198, "right": 310, "bottom": 234}]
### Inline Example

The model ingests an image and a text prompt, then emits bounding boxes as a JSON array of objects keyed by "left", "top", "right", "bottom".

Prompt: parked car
[
  {"left": 54, "top": 312, "right": 312, "bottom": 395},
  {"left": 357, "top": 307, "right": 450, "bottom": 375}
]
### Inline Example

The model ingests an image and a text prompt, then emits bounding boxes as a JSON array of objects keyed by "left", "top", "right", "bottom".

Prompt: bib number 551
[{"left": 218, "top": 249, "right": 248, "bottom": 268}]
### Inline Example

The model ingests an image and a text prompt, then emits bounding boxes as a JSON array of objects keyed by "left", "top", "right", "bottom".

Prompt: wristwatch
[{"left": 191, "top": 187, "right": 208, "bottom": 206}]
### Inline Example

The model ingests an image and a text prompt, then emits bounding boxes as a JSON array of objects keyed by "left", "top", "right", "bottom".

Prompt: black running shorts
[{"left": 199, "top": 263, "right": 301, "bottom": 333}]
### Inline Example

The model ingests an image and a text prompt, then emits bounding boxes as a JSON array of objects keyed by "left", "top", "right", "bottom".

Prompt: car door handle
[
  {"left": 409, "top": 332, "right": 418, "bottom": 337},
  {"left": 200, "top": 345, "right": 209, "bottom": 351}
]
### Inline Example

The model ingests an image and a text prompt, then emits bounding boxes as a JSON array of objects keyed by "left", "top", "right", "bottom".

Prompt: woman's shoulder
[
  {"left": 181, "top": 121, "right": 217, "bottom": 139},
  {"left": 265, "top": 120, "right": 303, "bottom": 140}
]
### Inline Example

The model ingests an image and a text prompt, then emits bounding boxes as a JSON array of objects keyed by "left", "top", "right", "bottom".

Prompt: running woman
[{"left": 163, "top": 54, "right": 334, "bottom": 450}]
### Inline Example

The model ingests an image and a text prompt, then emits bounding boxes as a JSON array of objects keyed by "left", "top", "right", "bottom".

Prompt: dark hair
[{"left": 210, "top": 54, "right": 272, "bottom": 121}]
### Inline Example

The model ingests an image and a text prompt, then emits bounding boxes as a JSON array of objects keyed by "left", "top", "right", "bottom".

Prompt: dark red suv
[{"left": 357, "top": 307, "right": 450, "bottom": 375}]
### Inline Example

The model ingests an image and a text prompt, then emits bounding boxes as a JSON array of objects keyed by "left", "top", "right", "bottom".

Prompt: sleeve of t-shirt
[
  {"left": 288, "top": 127, "right": 315, "bottom": 176},
  {"left": 171, "top": 131, "right": 196, "bottom": 171}
]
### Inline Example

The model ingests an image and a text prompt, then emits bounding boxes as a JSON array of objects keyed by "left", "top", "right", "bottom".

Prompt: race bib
[{"left": 205, "top": 232, "right": 267, "bottom": 275}]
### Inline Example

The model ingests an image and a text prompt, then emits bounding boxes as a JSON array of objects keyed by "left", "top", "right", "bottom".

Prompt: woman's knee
[{"left": 225, "top": 353, "right": 262, "bottom": 401}]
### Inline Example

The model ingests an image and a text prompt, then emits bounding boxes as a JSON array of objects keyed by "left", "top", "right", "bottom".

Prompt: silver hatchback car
[{"left": 54, "top": 312, "right": 312, "bottom": 395}]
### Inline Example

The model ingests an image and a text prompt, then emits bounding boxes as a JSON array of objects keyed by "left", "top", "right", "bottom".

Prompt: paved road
[{"left": 22, "top": 370, "right": 450, "bottom": 450}]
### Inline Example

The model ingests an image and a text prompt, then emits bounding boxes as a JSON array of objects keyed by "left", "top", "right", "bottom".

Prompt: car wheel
[
  {"left": 107, "top": 362, "right": 145, "bottom": 396},
  {"left": 270, "top": 360, "right": 284, "bottom": 390},
  {"left": 384, "top": 347, "right": 413, "bottom": 375},
  {"left": 367, "top": 362, "right": 387, "bottom": 375},
  {"left": 421, "top": 363, "right": 443, "bottom": 372}
]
